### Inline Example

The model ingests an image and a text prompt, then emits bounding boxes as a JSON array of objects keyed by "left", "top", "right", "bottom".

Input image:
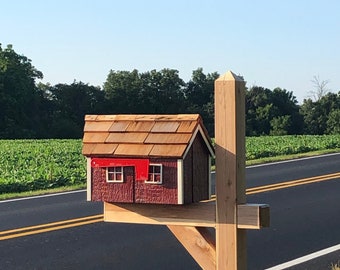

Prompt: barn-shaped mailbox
[{"left": 82, "top": 114, "right": 214, "bottom": 205}]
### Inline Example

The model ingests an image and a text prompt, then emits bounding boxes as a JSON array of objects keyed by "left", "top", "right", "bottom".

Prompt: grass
[{"left": 0, "top": 183, "right": 86, "bottom": 201}]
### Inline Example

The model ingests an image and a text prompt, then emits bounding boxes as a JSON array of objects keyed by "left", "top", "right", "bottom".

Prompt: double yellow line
[
  {"left": 247, "top": 172, "right": 340, "bottom": 195},
  {"left": 1, "top": 172, "right": 339, "bottom": 241},
  {"left": 0, "top": 214, "right": 103, "bottom": 241}
]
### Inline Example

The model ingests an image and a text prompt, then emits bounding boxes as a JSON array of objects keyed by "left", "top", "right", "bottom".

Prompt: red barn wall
[
  {"left": 91, "top": 166, "right": 134, "bottom": 203},
  {"left": 135, "top": 158, "right": 178, "bottom": 204},
  {"left": 90, "top": 158, "right": 178, "bottom": 204}
]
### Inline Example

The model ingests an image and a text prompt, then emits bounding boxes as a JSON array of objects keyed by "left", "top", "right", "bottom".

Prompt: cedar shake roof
[{"left": 82, "top": 114, "right": 214, "bottom": 158}]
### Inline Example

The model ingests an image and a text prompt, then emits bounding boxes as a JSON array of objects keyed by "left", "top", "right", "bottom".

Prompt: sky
[{"left": 1, "top": 0, "right": 339, "bottom": 103}]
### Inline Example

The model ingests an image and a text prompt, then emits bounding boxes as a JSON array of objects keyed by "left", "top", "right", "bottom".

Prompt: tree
[
  {"left": 0, "top": 44, "right": 43, "bottom": 138},
  {"left": 309, "top": 75, "right": 330, "bottom": 101},
  {"left": 48, "top": 81, "right": 106, "bottom": 138},
  {"left": 103, "top": 69, "right": 142, "bottom": 114},
  {"left": 326, "top": 108, "right": 340, "bottom": 134},
  {"left": 246, "top": 86, "right": 303, "bottom": 136},
  {"left": 245, "top": 86, "right": 274, "bottom": 135},
  {"left": 140, "top": 69, "right": 186, "bottom": 114},
  {"left": 103, "top": 68, "right": 187, "bottom": 115},
  {"left": 270, "top": 115, "right": 292, "bottom": 135},
  {"left": 184, "top": 68, "right": 219, "bottom": 136},
  {"left": 300, "top": 92, "right": 340, "bottom": 134},
  {"left": 184, "top": 68, "right": 218, "bottom": 107},
  {"left": 271, "top": 87, "right": 303, "bottom": 134}
]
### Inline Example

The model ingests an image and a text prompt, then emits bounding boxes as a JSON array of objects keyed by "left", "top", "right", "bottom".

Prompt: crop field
[
  {"left": 246, "top": 135, "right": 340, "bottom": 159},
  {"left": 0, "top": 140, "right": 85, "bottom": 193},
  {"left": 0, "top": 135, "right": 339, "bottom": 194}
]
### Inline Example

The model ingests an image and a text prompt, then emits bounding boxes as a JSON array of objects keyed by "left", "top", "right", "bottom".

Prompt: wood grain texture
[
  {"left": 83, "top": 133, "right": 109, "bottom": 143},
  {"left": 126, "top": 121, "right": 155, "bottom": 132},
  {"left": 214, "top": 71, "right": 247, "bottom": 270},
  {"left": 108, "top": 121, "right": 131, "bottom": 132},
  {"left": 149, "top": 144, "right": 187, "bottom": 157},
  {"left": 84, "top": 121, "right": 113, "bottom": 132},
  {"left": 177, "top": 121, "right": 197, "bottom": 133},
  {"left": 82, "top": 114, "right": 213, "bottom": 159},
  {"left": 150, "top": 121, "right": 180, "bottom": 133},
  {"left": 105, "top": 132, "right": 148, "bottom": 144},
  {"left": 144, "top": 133, "right": 191, "bottom": 144},
  {"left": 114, "top": 144, "right": 153, "bottom": 156},
  {"left": 104, "top": 201, "right": 269, "bottom": 229},
  {"left": 90, "top": 143, "right": 118, "bottom": 155},
  {"left": 167, "top": 226, "right": 216, "bottom": 270}
]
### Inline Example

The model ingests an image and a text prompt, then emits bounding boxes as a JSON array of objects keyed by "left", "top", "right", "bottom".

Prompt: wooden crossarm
[{"left": 104, "top": 201, "right": 270, "bottom": 229}]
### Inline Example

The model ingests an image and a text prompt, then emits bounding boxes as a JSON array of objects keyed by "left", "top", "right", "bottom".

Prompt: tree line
[{"left": 1, "top": 44, "right": 339, "bottom": 139}]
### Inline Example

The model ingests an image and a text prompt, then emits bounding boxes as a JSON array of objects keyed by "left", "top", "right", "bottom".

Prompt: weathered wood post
[{"left": 215, "top": 71, "right": 247, "bottom": 269}]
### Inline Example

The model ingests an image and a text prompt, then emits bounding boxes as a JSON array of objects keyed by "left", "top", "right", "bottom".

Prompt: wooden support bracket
[{"left": 167, "top": 226, "right": 216, "bottom": 270}]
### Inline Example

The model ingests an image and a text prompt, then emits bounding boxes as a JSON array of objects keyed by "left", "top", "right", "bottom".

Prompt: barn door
[{"left": 122, "top": 166, "right": 135, "bottom": 202}]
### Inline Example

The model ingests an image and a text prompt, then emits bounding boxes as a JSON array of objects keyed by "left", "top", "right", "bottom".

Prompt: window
[
  {"left": 106, "top": 167, "right": 124, "bottom": 183},
  {"left": 146, "top": 164, "right": 162, "bottom": 184}
]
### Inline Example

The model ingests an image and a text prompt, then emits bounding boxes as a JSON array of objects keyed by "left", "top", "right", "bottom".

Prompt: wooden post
[{"left": 215, "top": 71, "right": 247, "bottom": 269}]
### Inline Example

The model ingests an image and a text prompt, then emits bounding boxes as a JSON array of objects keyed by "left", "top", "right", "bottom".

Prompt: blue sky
[{"left": 2, "top": 0, "right": 339, "bottom": 102}]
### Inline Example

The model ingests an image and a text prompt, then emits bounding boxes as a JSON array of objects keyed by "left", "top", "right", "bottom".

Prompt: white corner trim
[
  {"left": 182, "top": 125, "right": 214, "bottom": 160},
  {"left": 177, "top": 159, "right": 184, "bottom": 204},
  {"left": 86, "top": 158, "right": 92, "bottom": 201},
  {"left": 208, "top": 156, "right": 212, "bottom": 198},
  {"left": 197, "top": 125, "right": 215, "bottom": 158}
]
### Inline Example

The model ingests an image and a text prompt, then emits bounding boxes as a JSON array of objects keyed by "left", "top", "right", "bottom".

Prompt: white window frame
[
  {"left": 145, "top": 164, "right": 163, "bottom": 184},
  {"left": 106, "top": 166, "right": 124, "bottom": 183}
]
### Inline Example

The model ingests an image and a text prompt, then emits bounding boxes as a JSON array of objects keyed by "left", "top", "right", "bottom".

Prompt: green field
[
  {"left": 0, "top": 139, "right": 86, "bottom": 194},
  {"left": 246, "top": 135, "right": 340, "bottom": 159},
  {"left": 0, "top": 135, "right": 339, "bottom": 195}
]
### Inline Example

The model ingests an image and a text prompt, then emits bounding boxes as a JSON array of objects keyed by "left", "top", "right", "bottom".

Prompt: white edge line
[
  {"left": 265, "top": 244, "right": 340, "bottom": 270},
  {"left": 0, "top": 189, "right": 86, "bottom": 204},
  {"left": 247, "top": 152, "right": 340, "bottom": 169},
  {"left": 198, "top": 153, "right": 340, "bottom": 174}
]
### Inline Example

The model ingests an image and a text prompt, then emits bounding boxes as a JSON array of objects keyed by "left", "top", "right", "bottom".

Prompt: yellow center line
[
  {"left": 0, "top": 215, "right": 104, "bottom": 241},
  {"left": 246, "top": 172, "right": 340, "bottom": 195}
]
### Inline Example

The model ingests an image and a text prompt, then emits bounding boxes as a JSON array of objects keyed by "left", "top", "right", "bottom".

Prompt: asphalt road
[{"left": 0, "top": 153, "right": 339, "bottom": 269}]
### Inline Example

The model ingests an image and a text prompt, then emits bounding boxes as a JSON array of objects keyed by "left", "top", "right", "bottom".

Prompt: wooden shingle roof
[{"left": 82, "top": 114, "right": 214, "bottom": 158}]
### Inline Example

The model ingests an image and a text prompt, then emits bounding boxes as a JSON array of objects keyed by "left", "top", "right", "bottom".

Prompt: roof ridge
[{"left": 85, "top": 114, "right": 200, "bottom": 122}]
